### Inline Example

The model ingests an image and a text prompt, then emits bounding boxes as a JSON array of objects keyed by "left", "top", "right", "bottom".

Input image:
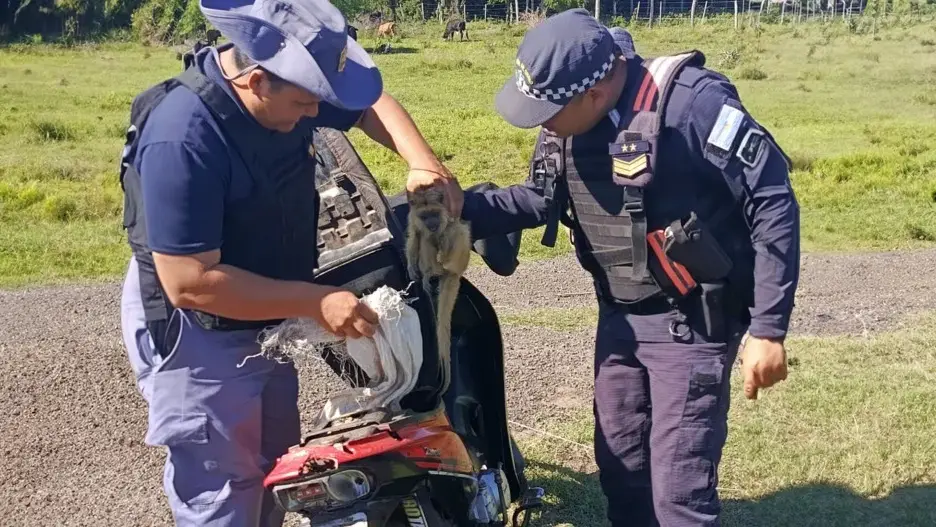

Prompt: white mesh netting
[{"left": 241, "top": 285, "right": 423, "bottom": 430}]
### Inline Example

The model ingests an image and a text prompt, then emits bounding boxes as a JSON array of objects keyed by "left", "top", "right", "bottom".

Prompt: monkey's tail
[{"left": 434, "top": 274, "right": 460, "bottom": 396}]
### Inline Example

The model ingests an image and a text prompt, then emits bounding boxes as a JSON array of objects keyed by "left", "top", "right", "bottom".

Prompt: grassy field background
[
  {"left": 4, "top": 11, "right": 936, "bottom": 527},
  {"left": 510, "top": 309, "right": 936, "bottom": 526},
  {"left": 2, "top": 15, "right": 936, "bottom": 288}
]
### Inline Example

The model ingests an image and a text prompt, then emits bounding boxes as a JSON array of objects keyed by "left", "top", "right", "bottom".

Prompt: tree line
[
  {"left": 0, "top": 0, "right": 586, "bottom": 43},
  {"left": 0, "top": 0, "right": 366, "bottom": 42}
]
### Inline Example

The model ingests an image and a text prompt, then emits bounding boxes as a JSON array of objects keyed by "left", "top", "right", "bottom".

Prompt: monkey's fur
[{"left": 405, "top": 187, "right": 471, "bottom": 394}]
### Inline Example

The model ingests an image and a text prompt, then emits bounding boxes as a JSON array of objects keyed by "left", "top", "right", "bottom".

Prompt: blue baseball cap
[
  {"left": 200, "top": 0, "right": 382, "bottom": 111},
  {"left": 495, "top": 8, "right": 619, "bottom": 129}
]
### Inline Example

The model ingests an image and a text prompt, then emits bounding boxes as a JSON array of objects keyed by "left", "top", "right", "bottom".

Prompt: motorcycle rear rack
[{"left": 300, "top": 406, "right": 443, "bottom": 447}]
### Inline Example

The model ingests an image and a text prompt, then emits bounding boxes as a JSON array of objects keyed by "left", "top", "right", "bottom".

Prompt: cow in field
[
  {"left": 376, "top": 21, "right": 397, "bottom": 38},
  {"left": 442, "top": 19, "right": 468, "bottom": 41}
]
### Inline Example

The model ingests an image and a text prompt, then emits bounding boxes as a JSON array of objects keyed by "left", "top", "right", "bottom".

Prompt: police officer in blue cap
[
  {"left": 117, "top": 0, "right": 461, "bottom": 524},
  {"left": 461, "top": 8, "right": 800, "bottom": 526}
]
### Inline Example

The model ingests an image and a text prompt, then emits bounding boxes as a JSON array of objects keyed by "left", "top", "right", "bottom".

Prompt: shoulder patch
[
  {"left": 736, "top": 127, "right": 765, "bottom": 167},
  {"left": 706, "top": 104, "right": 745, "bottom": 152}
]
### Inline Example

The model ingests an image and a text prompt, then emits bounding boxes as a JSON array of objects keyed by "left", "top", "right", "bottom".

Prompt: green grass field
[
  {"left": 4, "top": 13, "right": 936, "bottom": 526},
  {"left": 2, "top": 16, "right": 936, "bottom": 288},
  {"left": 509, "top": 310, "right": 936, "bottom": 526}
]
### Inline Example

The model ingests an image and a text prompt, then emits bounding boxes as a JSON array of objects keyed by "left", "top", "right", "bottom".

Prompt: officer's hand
[
  {"left": 739, "top": 334, "right": 788, "bottom": 400},
  {"left": 406, "top": 166, "right": 464, "bottom": 218},
  {"left": 319, "top": 289, "right": 379, "bottom": 339}
]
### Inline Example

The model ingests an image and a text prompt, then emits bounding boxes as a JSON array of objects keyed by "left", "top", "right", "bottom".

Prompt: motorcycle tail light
[
  {"left": 275, "top": 480, "right": 328, "bottom": 513},
  {"left": 273, "top": 470, "right": 372, "bottom": 513}
]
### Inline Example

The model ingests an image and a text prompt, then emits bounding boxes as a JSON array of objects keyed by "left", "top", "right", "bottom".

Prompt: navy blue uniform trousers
[{"left": 593, "top": 297, "right": 746, "bottom": 527}]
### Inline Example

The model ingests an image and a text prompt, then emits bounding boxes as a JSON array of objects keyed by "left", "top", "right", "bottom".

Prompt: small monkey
[{"left": 405, "top": 186, "right": 471, "bottom": 395}]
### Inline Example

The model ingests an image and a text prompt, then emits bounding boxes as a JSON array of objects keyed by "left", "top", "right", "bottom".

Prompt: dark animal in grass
[{"left": 442, "top": 19, "right": 468, "bottom": 41}]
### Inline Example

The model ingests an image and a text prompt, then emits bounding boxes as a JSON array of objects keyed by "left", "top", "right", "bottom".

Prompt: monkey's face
[
  {"left": 418, "top": 207, "right": 446, "bottom": 233},
  {"left": 408, "top": 188, "right": 450, "bottom": 234}
]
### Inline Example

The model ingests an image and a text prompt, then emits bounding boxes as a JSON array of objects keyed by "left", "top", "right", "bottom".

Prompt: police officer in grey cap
[{"left": 461, "top": 8, "right": 800, "bottom": 526}]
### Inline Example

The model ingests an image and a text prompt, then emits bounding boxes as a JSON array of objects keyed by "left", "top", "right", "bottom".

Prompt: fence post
[{"left": 691, "top": 0, "right": 697, "bottom": 26}]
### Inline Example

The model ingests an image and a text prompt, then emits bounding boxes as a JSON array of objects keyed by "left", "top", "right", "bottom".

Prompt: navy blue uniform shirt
[
  {"left": 135, "top": 49, "right": 364, "bottom": 257},
  {"left": 464, "top": 55, "right": 800, "bottom": 339}
]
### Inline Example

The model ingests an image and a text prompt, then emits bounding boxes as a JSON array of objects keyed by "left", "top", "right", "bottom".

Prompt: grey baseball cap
[{"left": 494, "top": 8, "right": 619, "bottom": 129}]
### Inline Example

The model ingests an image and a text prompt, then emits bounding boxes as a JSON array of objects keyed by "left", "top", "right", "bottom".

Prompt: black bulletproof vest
[
  {"left": 531, "top": 51, "right": 752, "bottom": 306},
  {"left": 120, "top": 46, "right": 319, "bottom": 333}
]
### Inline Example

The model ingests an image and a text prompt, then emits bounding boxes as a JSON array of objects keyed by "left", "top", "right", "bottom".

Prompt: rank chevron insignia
[{"left": 612, "top": 154, "right": 648, "bottom": 178}]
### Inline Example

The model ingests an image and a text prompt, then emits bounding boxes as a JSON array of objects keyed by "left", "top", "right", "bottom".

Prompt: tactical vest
[
  {"left": 119, "top": 46, "right": 319, "bottom": 335},
  {"left": 531, "top": 51, "right": 749, "bottom": 307}
]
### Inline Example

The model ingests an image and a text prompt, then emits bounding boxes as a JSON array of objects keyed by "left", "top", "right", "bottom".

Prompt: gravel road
[{"left": 2, "top": 248, "right": 935, "bottom": 526}]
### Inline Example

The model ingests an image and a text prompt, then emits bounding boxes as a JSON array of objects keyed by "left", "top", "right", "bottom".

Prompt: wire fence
[{"left": 371, "top": 0, "right": 879, "bottom": 26}]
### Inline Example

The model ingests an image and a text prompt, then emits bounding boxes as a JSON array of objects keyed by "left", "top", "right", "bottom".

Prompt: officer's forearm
[
  {"left": 461, "top": 182, "right": 549, "bottom": 240},
  {"left": 153, "top": 251, "right": 339, "bottom": 323},
  {"left": 356, "top": 91, "right": 446, "bottom": 171},
  {"left": 747, "top": 191, "right": 801, "bottom": 339}
]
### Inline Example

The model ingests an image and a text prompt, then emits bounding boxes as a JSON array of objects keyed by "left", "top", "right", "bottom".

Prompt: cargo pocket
[
  {"left": 666, "top": 358, "right": 727, "bottom": 508},
  {"left": 669, "top": 424, "right": 719, "bottom": 508},
  {"left": 144, "top": 366, "right": 224, "bottom": 509},
  {"left": 144, "top": 369, "right": 209, "bottom": 448},
  {"left": 681, "top": 358, "right": 725, "bottom": 424}
]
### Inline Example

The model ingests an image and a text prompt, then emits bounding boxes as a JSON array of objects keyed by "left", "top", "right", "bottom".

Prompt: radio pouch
[
  {"left": 647, "top": 229, "right": 698, "bottom": 299},
  {"left": 662, "top": 212, "right": 733, "bottom": 283}
]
